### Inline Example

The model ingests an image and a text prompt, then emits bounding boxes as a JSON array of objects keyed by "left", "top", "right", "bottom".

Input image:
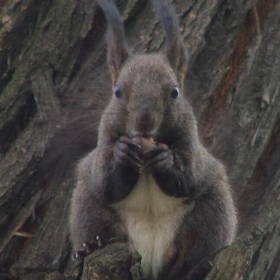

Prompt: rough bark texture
[{"left": 0, "top": 0, "right": 280, "bottom": 279}]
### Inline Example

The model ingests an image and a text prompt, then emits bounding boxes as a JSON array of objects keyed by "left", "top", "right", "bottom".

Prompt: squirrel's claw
[
  {"left": 71, "top": 250, "right": 86, "bottom": 261},
  {"left": 71, "top": 241, "right": 99, "bottom": 262},
  {"left": 96, "top": 236, "right": 104, "bottom": 248}
]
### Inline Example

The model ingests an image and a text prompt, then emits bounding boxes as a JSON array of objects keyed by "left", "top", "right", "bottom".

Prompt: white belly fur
[{"left": 113, "top": 173, "right": 189, "bottom": 279}]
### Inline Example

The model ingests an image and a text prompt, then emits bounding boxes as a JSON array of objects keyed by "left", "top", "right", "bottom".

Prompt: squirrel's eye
[
  {"left": 171, "top": 86, "right": 180, "bottom": 99},
  {"left": 114, "top": 85, "right": 122, "bottom": 98}
]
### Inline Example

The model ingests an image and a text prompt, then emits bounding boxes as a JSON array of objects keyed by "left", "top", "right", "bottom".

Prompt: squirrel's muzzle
[{"left": 135, "top": 106, "right": 156, "bottom": 135}]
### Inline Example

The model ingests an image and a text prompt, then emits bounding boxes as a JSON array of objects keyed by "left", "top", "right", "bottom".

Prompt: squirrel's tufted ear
[
  {"left": 151, "top": 0, "right": 189, "bottom": 89},
  {"left": 97, "top": 0, "right": 129, "bottom": 85}
]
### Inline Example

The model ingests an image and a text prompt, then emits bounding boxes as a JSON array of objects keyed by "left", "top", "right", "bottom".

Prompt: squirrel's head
[{"left": 98, "top": 0, "right": 191, "bottom": 142}]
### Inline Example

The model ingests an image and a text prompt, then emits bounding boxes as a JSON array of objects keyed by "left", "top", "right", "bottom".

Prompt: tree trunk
[{"left": 0, "top": 0, "right": 280, "bottom": 279}]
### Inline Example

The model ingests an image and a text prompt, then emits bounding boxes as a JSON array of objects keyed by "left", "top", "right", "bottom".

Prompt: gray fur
[{"left": 70, "top": 1, "right": 237, "bottom": 279}]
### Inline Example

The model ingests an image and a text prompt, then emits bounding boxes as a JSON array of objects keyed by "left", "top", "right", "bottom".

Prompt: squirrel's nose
[{"left": 136, "top": 107, "right": 155, "bottom": 127}]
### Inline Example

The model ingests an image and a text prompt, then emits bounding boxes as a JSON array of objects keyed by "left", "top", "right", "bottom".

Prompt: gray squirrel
[{"left": 69, "top": 0, "right": 237, "bottom": 279}]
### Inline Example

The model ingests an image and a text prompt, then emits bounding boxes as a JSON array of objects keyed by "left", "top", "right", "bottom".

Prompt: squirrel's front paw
[
  {"left": 143, "top": 144, "right": 173, "bottom": 172},
  {"left": 113, "top": 136, "right": 143, "bottom": 167}
]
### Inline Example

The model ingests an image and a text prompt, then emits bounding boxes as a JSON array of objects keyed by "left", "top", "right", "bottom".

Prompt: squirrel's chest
[{"left": 113, "top": 173, "right": 189, "bottom": 279}]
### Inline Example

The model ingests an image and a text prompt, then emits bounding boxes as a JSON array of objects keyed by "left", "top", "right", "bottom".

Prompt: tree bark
[{"left": 0, "top": 0, "right": 280, "bottom": 279}]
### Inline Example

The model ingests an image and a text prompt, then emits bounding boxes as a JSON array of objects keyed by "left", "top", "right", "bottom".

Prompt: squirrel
[{"left": 69, "top": 0, "right": 237, "bottom": 279}]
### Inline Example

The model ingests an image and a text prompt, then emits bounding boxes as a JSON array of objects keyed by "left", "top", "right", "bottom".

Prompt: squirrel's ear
[
  {"left": 98, "top": 0, "right": 129, "bottom": 85},
  {"left": 151, "top": 0, "right": 189, "bottom": 88}
]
